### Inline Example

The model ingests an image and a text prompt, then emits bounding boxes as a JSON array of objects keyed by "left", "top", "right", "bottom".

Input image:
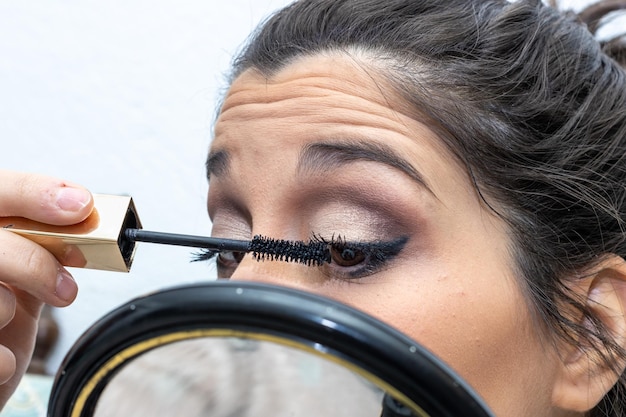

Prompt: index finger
[{"left": 0, "top": 170, "right": 93, "bottom": 226}]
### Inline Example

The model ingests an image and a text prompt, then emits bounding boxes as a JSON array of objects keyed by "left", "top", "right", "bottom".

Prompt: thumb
[{"left": 0, "top": 170, "right": 93, "bottom": 225}]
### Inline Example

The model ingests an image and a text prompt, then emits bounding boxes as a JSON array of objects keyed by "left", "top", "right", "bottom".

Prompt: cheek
[
  {"left": 328, "top": 262, "right": 555, "bottom": 416},
  {"left": 356, "top": 268, "right": 528, "bottom": 358}
]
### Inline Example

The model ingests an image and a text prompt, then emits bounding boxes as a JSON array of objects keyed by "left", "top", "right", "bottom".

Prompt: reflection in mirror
[{"left": 93, "top": 337, "right": 392, "bottom": 417}]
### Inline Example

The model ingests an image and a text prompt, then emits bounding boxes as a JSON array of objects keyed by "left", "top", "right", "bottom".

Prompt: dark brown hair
[{"left": 222, "top": 0, "right": 626, "bottom": 414}]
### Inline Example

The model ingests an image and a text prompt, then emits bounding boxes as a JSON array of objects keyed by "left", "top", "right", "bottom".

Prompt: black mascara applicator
[
  {"left": 1, "top": 194, "right": 330, "bottom": 272},
  {"left": 123, "top": 228, "right": 331, "bottom": 267}
]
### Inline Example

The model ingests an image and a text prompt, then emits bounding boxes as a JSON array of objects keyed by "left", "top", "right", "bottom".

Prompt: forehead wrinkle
[
  {"left": 206, "top": 149, "right": 231, "bottom": 181},
  {"left": 297, "top": 140, "right": 437, "bottom": 198}
]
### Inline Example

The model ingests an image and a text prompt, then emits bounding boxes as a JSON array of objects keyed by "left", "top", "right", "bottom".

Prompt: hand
[{"left": 0, "top": 170, "right": 93, "bottom": 408}]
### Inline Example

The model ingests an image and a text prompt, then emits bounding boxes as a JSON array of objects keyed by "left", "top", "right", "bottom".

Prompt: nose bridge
[
  {"left": 229, "top": 252, "right": 321, "bottom": 289},
  {"left": 229, "top": 194, "right": 323, "bottom": 286}
]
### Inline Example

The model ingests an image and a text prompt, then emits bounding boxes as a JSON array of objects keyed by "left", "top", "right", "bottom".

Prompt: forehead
[
  {"left": 219, "top": 52, "right": 401, "bottom": 115},
  {"left": 213, "top": 52, "right": 452, "bottom": 158},
  {"left": 211, "top": 53, "right": 473, "bottom": 198}
]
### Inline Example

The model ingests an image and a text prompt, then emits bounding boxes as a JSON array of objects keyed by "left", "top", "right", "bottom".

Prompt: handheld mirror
[{"left": 48, "top": 281, "right": 495, "bottom": 417}]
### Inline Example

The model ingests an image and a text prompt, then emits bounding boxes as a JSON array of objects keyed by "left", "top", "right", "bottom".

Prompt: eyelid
[{"left": 207, "top": 187, "right": 253, "bottom": 236}]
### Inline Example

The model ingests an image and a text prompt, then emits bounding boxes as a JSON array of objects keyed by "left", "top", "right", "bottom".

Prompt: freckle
[{"left": 453, "top": 290, "right": 467, "bottom": 298}]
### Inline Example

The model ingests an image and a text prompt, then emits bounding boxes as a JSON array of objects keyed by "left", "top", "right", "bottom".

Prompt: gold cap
[{"left": 1, "top": 194, "right": 141, "bottom": 272}]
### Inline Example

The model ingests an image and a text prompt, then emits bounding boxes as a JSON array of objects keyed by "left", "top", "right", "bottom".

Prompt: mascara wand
[
  {"left": 123, "top": 228, "right": 331, "bottom": 266},
  {"left": 124, "top": 228, "right": 250, "bottom": 252},
  {"left": 1, "top": 194, "right": 330, "bottom": 273}
]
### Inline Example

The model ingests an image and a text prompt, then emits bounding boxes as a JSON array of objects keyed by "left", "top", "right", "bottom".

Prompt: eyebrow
[
  {"left": 207, "top": 139, "right": 435, "bottom": 196},
  {"left": 206, "top": 149, "right": 230, "bottom": 180},
  {"left": 297, "top": 140, "right": 436, "bottom": 196}
]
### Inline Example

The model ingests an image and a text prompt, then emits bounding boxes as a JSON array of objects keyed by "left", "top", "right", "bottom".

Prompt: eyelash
[{"left": 193, "top": 234, "right": 408, "bottom": 280}]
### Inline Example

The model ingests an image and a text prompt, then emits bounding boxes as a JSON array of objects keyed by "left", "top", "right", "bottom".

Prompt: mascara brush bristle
[{"left": 250, "top": 235, "right": 331, "bottom": 266}]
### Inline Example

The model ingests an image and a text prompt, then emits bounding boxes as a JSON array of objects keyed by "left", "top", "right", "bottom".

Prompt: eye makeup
[
  {"left": 319, "top": 234, "right": 409, "bottom": 279},
  {"left": 194, "top": 234, "right": 409, "bottom": 280},
  {"left": 205, "top": 138, "right": 425, "bottom": 281}
]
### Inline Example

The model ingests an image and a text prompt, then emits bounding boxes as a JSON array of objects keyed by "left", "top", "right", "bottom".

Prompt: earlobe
[{"left": 552, "top": 255, "right": 626, "bottom": 412}]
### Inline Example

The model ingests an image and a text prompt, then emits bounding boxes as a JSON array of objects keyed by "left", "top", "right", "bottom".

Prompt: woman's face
[{"left": 208, "top": 54, "right": 561, "bottom": 417}]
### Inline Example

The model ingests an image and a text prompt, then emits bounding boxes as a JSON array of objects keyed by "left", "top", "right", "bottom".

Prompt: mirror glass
[{"left": 91, "top": 336, "right": 413, "bottom": 417}]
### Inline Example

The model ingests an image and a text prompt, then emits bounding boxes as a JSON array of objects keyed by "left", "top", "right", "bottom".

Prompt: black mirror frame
[{"left": 47, "top": 281, "right": 495, "bottom": 417}]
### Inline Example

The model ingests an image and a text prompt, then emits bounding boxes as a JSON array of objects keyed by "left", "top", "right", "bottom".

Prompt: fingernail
[
  {"left": 56, "top": 266, "right": 77, "bottom": 302},
  {"left": 55, "top": 187, "right": 91, "bottom": 212}
]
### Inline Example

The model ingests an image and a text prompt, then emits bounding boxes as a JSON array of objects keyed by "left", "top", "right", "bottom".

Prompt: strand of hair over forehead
[
  {"left": 233, "top": 0, "right": 505, "bottom": 77},
  {"left": 243, "top": 0, "right": 626, "bottom": 72}
]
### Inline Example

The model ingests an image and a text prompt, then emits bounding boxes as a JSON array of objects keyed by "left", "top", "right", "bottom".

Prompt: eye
[
  {"left": 192, "top": 249, "right": 244, "bottom": 278},
  {"left": 317, "top": 235, "right": 409, "bottom": 279},
  {"left": 329, "top": 242, "right": 366, "bottom": 267},
  {"left": 216, "top": 251, "right": 245, "bottom": 272},
  {"left": 193, "top": 235, "right": 409, "bottom": 280}
]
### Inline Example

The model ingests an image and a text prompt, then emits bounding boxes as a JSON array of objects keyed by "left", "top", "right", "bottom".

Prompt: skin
[
  {"left": 208, "top": 53, "right": 566, "bottom": 417},
  {"left": 0, "top": 170, "right": 87, "bottom": 407}
]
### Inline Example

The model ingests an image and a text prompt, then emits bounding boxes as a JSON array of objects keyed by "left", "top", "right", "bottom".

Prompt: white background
[
  {"left": 0, "top": 0, "right": 293, "bottom": 373},
  {"left": 0, "top": 0, "right": 619, "bottom": 374}
]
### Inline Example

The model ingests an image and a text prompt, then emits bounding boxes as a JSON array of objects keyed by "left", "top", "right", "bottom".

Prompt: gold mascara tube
[
  {"left": 0, "top": 194, "right": 330, "bottom": 272},
  {"left": 1, "top": 194, "right": 141, "bottom": 272}
]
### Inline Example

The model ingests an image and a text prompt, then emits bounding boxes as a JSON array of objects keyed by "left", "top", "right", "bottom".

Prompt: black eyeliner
[
  {"left": 195, "top": 234, "right": 409, "bottom": 280},
  {"left": 329, "top": 235, "right": 409, "bottom": 278}
]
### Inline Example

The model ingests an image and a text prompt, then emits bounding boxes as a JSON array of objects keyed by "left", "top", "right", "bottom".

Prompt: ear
[{"left": 552, "top": 255, "right": 626, "bottom": 412}]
